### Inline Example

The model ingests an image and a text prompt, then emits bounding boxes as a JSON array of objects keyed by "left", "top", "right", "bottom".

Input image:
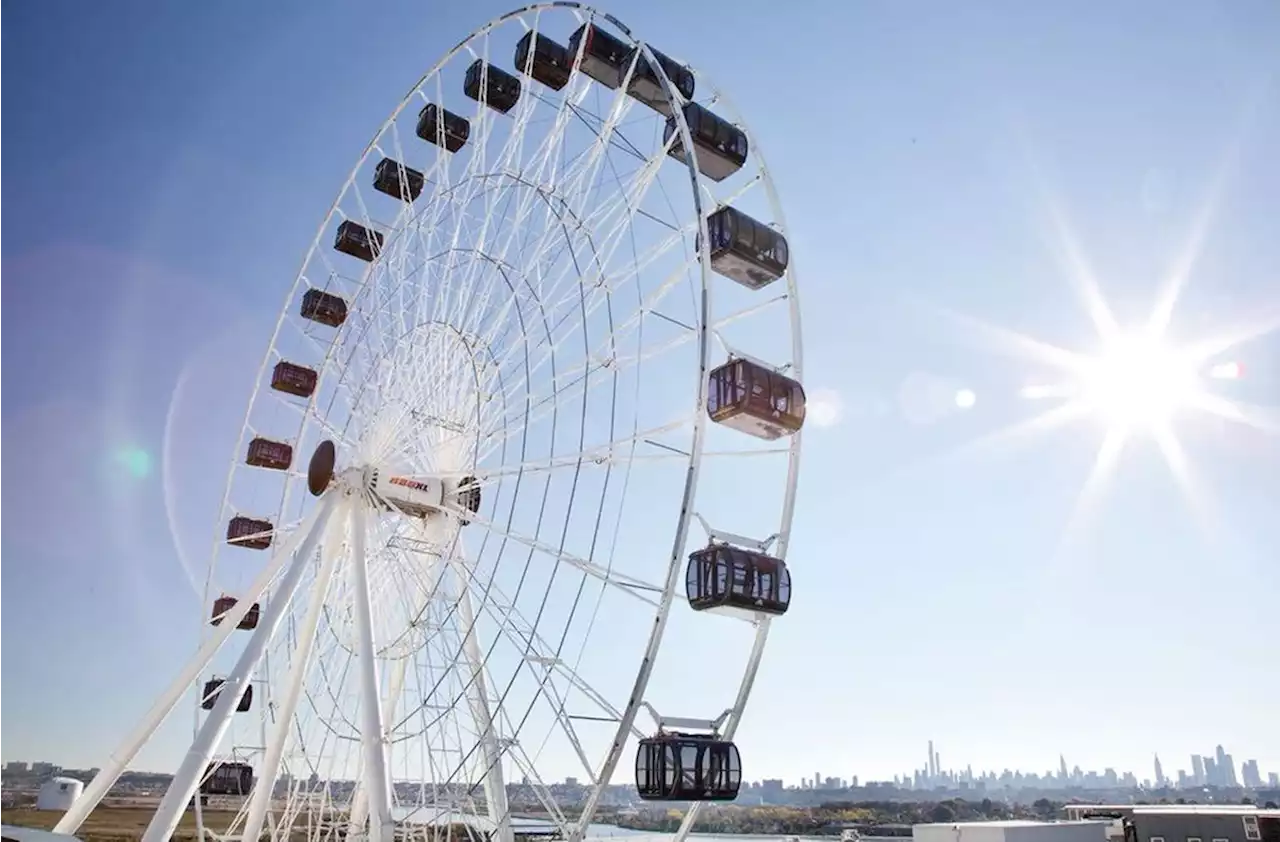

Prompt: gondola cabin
[
  {"left": 210, "top": 596, "right": 261, "bottom": 630},
  {"left": 246, "top": 437, "right": 293, "bottom": 471},
  {"left": 568, "top": 23, "right": 630, "bottom": 89},
  {"left": 416, "top": 103, "right": 470, "bottom": 153},
  {"left": 464, "top": 60, "right": 521, "bottom": 114},
  {"left": 704, "top": 205, "right": 789, "bottom": 290},
  {"left": 626, "top": 45, "right": 694, "bottom": 116},
  {"left": 300, "top": 288, "right": 348, "bottom": 328},
  {"left": 270, "top": 361, "right": 318, "bottom": 399},
  {"left": 372, "top": 157, "right": 425, "bottom": 202},
  {"left": 456, "top": 475, "right": 481, "bottom": 525},
  {"left": 201, "top": 679, "right": 253, "bottom": 713},
  {"left": 635, "top": 733, "right": 742, "bottom": 801},
  {"left": 334, "top": 220, "right": 383, "bottom": 262},
  {"left": 707, "top": 358, "right": 805, "bottom": 440},
  {"left": 664, "top": 102, "right": 748, "bottom": 182},
  {"left": 514, "top": 32, "right": 572, "bottom": 91},
  {"left": 201, "top": 762, "right": 254, "bottom": 797},
  {"left": 686, "top": 545, "right": 791, "bottom": 616},
  {"left": 227, "top": 516, "right": 274, "bottom": 551}
]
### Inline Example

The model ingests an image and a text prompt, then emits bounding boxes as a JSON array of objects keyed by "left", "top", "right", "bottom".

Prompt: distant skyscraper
[
  {"left": 1059, "top": 755, "right": 1069, "bottom": 782},
  {"left": 1191, "top": 755, "right": 1205, "bottom": 786},
  {"left": 1154, "top": 754, "right": 1166, "bottom": 787},
  {"left": 928, "top": 741, "right": 935, "bottom": 779},
  {"left": 1221, "top": 753, "right": 1238, "bottom": 787}
]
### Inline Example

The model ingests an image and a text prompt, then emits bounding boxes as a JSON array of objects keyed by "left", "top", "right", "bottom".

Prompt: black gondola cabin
[
  {"left": 373, "top": 157, "right": 425, "bottom": 202},
  {"left": 227, "top": 516, "right": 274, "bottom": 550},
  {"left": 271, "top": 361, "right": 318, "bottom": 399},
  {"left": 707, "top": 359, "right": 805, "bottom": 440},
  {"left": 416, "top": 103, "right": 470, "bottom": 153},
  {"left": 246, "top": 437, "right": 293, "bottom": 471},
  {"left": 635, "top": 733, "right": 742, "bottom": 801},
  {"left": 456, "top": 475, "right": 481, "bottom": 525},
  {"left": 201, "top": 762, "right": 254, "bottom": 796},
  {"left": 300, "top": 289, "right": 348, "bottom": 328},
  {"left": 334, "top": 220, "right": 383, "bottom": 262},
  {"left": 704, "top": 206, "right": 789, "bottom": 290},
  {"left": 664, "top": 102, "right": 748, "bottom": 183},
  {"left": 686, "top": 545, "right": 791, "bottom": 616},
  {"left": 201, "top": 679, "right": 253, "bottom": 712},
  {"left": 626, "top": 46, "right": 694, "bottom": 116},
  {"left": 515, "top": 32, "right": 572, "bottom": 91},
  {"left": 210, "top": 596, "right": 261, "bottom": 630},
  {"left": 464, "top": 60, "right": 521, "bottom": 114},
  {"left": 568, "top": 23, "right": 630, "bottom": 89}
]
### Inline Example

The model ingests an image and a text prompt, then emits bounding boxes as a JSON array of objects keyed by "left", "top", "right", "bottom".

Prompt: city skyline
[
  {"left": 785, "top": 740, "right": 1279, "bottom": 793},
  {"left": 2, "top": 0, "right": 1277, "bottom": 791},
  {"left": 5, "top": 739, "right": 1277, "bottom": 793}
]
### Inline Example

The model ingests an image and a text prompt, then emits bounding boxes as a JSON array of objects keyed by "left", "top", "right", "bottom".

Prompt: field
[{"left": 2, "top": 805, "right": 245, "bottom": 841}]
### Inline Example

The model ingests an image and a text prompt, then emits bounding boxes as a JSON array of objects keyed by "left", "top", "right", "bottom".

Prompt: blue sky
[{"left": 3, "top": 0, "right": 1278, "bottom": 787}]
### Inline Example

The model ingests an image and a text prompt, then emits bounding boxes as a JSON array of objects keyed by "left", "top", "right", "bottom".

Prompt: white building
[
  {"left": 914, "top": 819, "right": 1111, "bottom": 842},
  {"left": 35, "top": 777, "right": 84, "bottom": 812}
]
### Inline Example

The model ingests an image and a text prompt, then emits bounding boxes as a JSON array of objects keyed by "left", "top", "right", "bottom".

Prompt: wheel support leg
[
  {"left": 351, "top": 502, "right": 396, "bottom": 842},
  {"left": 53, "top": 497, "right": 335, "bottom": 836},
  {"left": 140, "top": 494, "right": 339, "bottom": 842},
  {"left": 241, "top": 500, "right": 349, "bottom": 842}
]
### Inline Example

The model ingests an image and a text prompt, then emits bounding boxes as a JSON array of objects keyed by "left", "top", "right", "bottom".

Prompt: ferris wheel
[{"left": 59, "top": 5, "right": 806, "bottom": 842}]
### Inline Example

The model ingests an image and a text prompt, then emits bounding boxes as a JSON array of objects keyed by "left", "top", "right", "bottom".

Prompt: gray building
[{"left": 1125, "top": 807, "right": 1279, "bottom": 842}]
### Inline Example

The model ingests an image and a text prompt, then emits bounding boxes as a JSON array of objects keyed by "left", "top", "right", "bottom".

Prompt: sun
[{"left": 1076, "top": 333, "right": 1200, "bottom": 429}]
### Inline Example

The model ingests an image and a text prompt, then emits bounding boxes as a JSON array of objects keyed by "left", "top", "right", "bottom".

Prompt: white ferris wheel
[{"left": 60, "top": 5, "right": 807, "bottom": 841}]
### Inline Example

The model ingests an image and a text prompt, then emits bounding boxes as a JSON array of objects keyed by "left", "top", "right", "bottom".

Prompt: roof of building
[
  {"left": 915, "top": 820, "right": 1111, "bottom": 829},
  {"left": 0, "top": 826, "right": 84, "bottom": 842},
  {"left": 1136, "top": 803, "right": 1264, "bottom": 808},
  {"left": 1067, "top": 804, "right": 1264, "bottom": 815}
]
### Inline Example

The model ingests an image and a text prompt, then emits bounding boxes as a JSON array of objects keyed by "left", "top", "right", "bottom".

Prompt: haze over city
[{"left": 2, "top": 0, "right": 1277, "bottom": 826}]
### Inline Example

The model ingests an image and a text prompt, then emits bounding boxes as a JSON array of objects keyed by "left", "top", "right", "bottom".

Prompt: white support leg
[
  {"left": 140, "top": 494, "right": 339, "bottom": 842},
  {"left": 450, "top": 559, "right": 512, "bottom": 842},
  {"left": 347, "top": 651, "right": 408, "bottom": 838},
  {"left": 53, "top": 498, "right": 334, "bottom": 836},
  {"left": 241, "top": 501, "right": 349, "bottom": 842},
  {"left": 350, "top": 502, "right": 396, "bottom": 842}
]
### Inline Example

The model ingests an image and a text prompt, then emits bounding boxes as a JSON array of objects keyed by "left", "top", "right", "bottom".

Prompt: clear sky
[{"left": 2, "top": 0, "right": 1278, "bottom": 787}]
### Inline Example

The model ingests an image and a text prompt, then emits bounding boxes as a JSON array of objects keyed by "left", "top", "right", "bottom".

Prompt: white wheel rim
[{"left": 58, "top": 7, "right": 804, "bottom": 842}]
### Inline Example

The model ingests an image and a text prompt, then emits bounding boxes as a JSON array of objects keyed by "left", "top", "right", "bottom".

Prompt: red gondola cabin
[
  {"left": 463, "top": 60, "right": 521, "bottom": 114},
  {"left": 210, "top": 596, "right": 261, "bottom": 630},
  {"left": 515, "top": 32, "right": 572, "bottom": 91},
  {"left": 664, "top": 102, "right": 748, "bottom": 183},
  {"left": 626, "top": 45, "right": 694, "bottom": 116},
  {"left": 568, "top": 23, "right": 630, "bottom": 89},
  {"left": 373, "top": 157, "right": 425, "bottom": 202},
  {"left": 227, "top": 516, "right": 273, "bottom": 550},
  {"left": 246, "top": 437, "right": 293, "bottom": 471},
  {"left": 201, "top": 762, "right": 254, "bottom": 796},
  {"left": 416, "top": 103, "right": 470, "bottom": 153},
  {"left": 635, "top": 733, "right": 742, "bottom": 801},
  {"left": 300, "top": 289, "right": 348, "bottom": 328},
  {"left": 686, "top": 545, "right": 791, "bottom": 616},
  {"left": 703, "top": 205, "right": 789, "bottom": 290},
  {"left": 334, "top": 220, "right": 383, "bottom": 262},
  {"left": 271, "top": 361, "right": 318, "bottom": 399},
  {"left": 201, "top": 679, "right": 253, "bottom": 712},
  {"left": 707, "top": 358, "right": 805, "bottom": 440}
]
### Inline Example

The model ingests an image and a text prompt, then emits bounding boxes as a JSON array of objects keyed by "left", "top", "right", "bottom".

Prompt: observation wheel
[{"left": 60, "top": 6, "right": 807, "bottom": 842}]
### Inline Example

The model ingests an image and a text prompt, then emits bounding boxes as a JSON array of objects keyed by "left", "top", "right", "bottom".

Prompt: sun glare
[{"left": 1077, "top": 334, "right": 1200, "bottom": 429}]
